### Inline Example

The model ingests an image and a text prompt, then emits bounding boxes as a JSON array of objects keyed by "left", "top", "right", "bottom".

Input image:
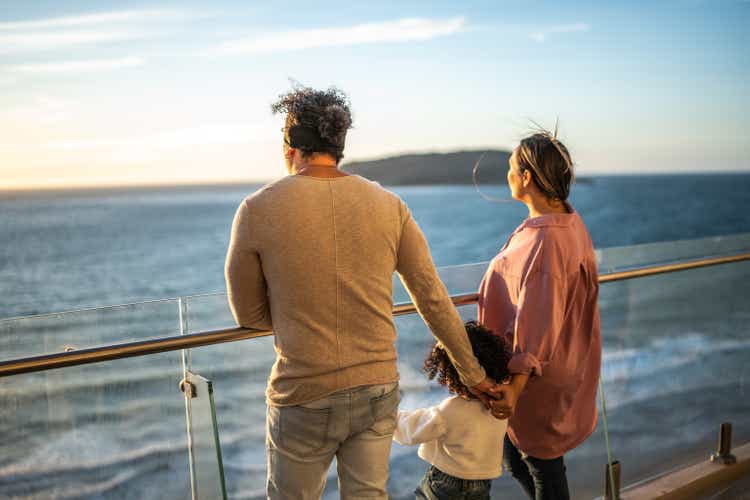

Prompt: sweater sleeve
[
  {"left": 395, "top": 204, "right": 485, "bottom": 387},
  {"left": 224, "top": 200, "right": 273, "bottom": 330},
  {"left": 393, "top": 406, "right": 447, "bottom": 446}
]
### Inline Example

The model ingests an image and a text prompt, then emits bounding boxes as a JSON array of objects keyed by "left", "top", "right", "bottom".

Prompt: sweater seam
[{"left": 329, "top": 182, "right": 343, "bottom": 385}]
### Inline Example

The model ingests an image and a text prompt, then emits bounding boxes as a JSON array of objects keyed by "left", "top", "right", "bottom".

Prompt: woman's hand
[{"left": 489, "top": 373, "right": 529, "bottom": 420}]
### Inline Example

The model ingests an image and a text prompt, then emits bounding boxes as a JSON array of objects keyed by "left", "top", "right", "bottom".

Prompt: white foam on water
[{"left": 600, "top": 331, "right": 750, "bottom": 409}]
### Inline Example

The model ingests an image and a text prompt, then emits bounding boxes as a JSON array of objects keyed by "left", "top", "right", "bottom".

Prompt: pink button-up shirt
[{"left": 478, "top": 205, "right": 601, "bottom": 459}]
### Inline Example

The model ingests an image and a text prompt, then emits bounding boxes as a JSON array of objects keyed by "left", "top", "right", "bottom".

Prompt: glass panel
[
  {"left": 0, "top": 298, "right": 180, "bottom": 362},
  {"left": 596, "top": 232, "right": 750, "bottom": 274},
  {"left": 0, "top": 351, "right": 189, "bottom": 499},
  {"left": 598, "top": 257, "right": 750, "bottom": 490},
  {"left": 185, "top": 371, "right": 227, "bottom": 500},
  {"left": 393, "top": 262, "right": 489, "bottom": 305},
  {"left": 183, "top": 293, "right": 273, "bottom": 499}
]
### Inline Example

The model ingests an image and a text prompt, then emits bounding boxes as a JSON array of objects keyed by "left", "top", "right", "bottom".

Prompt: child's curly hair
[{"left": 423, "top": 321, "right": 512, "bottom": 399}]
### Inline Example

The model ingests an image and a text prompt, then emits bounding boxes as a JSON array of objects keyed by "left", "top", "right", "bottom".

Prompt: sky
[{"left": 1, "top": 0, "right": 748, "bottom": 190}]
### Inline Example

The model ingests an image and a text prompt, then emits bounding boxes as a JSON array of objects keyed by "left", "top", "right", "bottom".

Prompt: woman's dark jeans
[
  {"left": 415, "top": 465, "right": 491, "bottom": 500},
  {"left": 503, "top": 435, "right": 570, "bottom": 500}
]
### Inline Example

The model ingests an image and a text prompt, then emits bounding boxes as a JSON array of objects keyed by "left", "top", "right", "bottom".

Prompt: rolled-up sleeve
[
  {"left": 395, "top": 204, "right": 485, "bottom": 387},
  {"left": 224, "top": 200, "right": 272, "bottom": 330},
  {"left": 509, "top": 271, "right": 565, "bottom": 377}
]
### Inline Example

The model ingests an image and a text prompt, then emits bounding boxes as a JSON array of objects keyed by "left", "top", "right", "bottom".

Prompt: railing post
[
  {"left": 710, "top": 422, "right": 737, "bottom": 465},
  {"left": 604, "top": 460, "right": 621, "bottom": 500}
]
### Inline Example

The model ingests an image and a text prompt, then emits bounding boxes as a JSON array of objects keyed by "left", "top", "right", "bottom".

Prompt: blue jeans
[
  {"left": 266, "top": 382, "right": 400, "bottom": 500},
  {"left": 503, "top": 435, "right": 570, "bottom": 500},
  {"left": 415, "top": 465, "right": 491, "bottom": 500}
]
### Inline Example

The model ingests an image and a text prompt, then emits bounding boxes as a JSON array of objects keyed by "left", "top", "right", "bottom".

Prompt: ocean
[{"left": 1, "top": 174, "right": 750, "bottom": 499}]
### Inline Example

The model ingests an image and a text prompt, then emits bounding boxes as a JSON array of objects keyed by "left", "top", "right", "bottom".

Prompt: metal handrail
[{"left": 1, "top": 251, "right": 749, "bottom": 378}]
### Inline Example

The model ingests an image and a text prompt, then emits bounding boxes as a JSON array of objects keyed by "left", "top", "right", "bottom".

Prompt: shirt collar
[{"left": 519, "top": 202, "right": 576, "bottom": 230}]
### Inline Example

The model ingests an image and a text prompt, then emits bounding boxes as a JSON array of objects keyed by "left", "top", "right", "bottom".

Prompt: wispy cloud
[
  {"left": 218, "top": 17, "right": 467, "bottom": 54},
  {"left": 45, "top": 122, "right": 273, "bottom": 152},
  {"left": 0, "top": 8, "right": 203, "bottom": 30},
  {"left": 0, "top": 30, "right": 145, "bottom": 53},
  {"left": 6, "top": 57, "right": 144, "bottom": 74},
  {"left": 34, "top": 95, "right": 71, "bottom": 123},
  {"left": 0, "top": 8, "right": 216, "bottom": 53},
  {"left": 531, "top": 23, "right": 590, "bottom": 43}
]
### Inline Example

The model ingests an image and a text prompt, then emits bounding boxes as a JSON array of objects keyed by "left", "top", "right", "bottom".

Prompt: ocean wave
[{"left": 601, "top": 332, "right": 750, "bottom": 385}]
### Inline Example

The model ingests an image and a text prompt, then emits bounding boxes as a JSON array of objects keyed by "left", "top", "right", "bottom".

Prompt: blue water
[
  {"left": 1, "top": 174, "right": 750, "bottom": 319},
  {"left": 1, "top": 174, "right": 749, "bottom": 499}
]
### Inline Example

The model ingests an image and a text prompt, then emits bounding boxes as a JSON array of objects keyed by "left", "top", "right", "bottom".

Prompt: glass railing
[
  {"left": 0, "top": 234, "right": 749, "bottom": 499},
  {"left": 0, "top": 336, "right": 190, "bottom": 498},
  {"left": 0, "top": 298, "right": 180, "bottom": 362},
  {"left": 596, "top": 241, "right": 750, "bottom": 495}
]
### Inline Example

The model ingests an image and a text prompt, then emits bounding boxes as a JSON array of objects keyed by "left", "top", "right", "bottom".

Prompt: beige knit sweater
[{"left": 225, "top": 174, "right": 485, "bottom": 406}]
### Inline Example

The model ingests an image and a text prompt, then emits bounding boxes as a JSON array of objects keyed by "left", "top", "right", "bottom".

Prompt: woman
[
  {"left": 479, "top": 130, "right": 601, "bottom": 500},
  {"left": 225, "top": 85, "right": 498, "bottom": 500}
]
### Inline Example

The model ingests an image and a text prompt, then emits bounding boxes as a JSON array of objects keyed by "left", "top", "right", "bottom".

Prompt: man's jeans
[
  {"left": 415, "top": 466, "right": 491, "bottom": 500},
  {"left": 502, "top": 435, "right": 570, "bottom": 500},
  {"left": 266, "top": 382, "right": 400, "bottom": 500}
]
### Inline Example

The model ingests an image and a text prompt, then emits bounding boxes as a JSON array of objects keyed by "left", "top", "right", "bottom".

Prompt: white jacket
[{"left": 393, "top": 395, "right": 508, "bottom": 480}]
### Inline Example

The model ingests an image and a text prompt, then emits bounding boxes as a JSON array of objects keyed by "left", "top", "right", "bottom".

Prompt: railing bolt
[
  {"left": 604, "top": 460, "right": 620, "bottom": 500},
  {"left": 179, "top": 379, "right": 196, "bottom": 398},
  {"left": 710, "top": 422, "right": 737, "bottom": 465}
]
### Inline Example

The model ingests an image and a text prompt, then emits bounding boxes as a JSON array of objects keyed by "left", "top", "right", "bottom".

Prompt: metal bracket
[
  {"left": 179, "top": 378, "right": 197, "bottom": 398},
  {"left": 710, "top": 422, "right": 737, "bottom": 465},
  {"left": 604, "top": 460, "right": 621, "bottom": 499}
]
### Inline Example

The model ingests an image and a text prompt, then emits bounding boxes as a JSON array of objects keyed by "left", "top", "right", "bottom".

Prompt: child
[{"left": 394, "top": 321, "right": 512, "bottom": 500}]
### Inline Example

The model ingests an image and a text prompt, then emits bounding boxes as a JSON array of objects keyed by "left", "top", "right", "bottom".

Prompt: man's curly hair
[
  {"left": 424, "top": 321, "right": 512, "bottom": 399},
  {"left": 271, "top": 84, "right": 353, "bottom": 163}
]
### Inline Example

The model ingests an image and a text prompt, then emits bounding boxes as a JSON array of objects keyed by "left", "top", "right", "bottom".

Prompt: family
[{"left": 224, "top": 85, "right": 601, "bottom": 500}]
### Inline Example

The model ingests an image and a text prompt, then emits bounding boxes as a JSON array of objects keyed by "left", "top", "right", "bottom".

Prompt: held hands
[
  {"left": 488, "top": 384, "right": 518, "bottom": 420},
  {"left": 487, "top": 373, "right": 529, "bottom": 420},
  {"left": 467, "top": 377, "right": 503, "bottom": 408}
]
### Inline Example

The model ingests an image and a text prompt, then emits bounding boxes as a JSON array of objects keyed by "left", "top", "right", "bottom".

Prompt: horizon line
[{"left": 3, "top": 170, "right": 750, "bottom": 197}]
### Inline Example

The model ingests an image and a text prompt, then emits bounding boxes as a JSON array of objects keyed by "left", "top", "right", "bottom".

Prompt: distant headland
[{"left": 342, "top": 150, "right": 511, "bottom": 186}]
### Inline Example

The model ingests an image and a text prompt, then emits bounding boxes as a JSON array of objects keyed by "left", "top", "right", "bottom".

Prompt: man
[{"left": 225, "top": 85, "right": 498, "bottom": 499}]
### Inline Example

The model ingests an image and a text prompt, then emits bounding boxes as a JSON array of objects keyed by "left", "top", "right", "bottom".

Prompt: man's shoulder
[
  {"left": 241, "top": 177, "right": 294, "bottom": 205},
  {"left": 347, "top": 175, "right": 404, "bottom": 201}
]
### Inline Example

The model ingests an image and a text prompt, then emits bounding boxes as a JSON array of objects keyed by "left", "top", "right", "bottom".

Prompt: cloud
[
  {"left": 45, "top": 122, "right": 274, "bottom": 152},
  {"left": 0, "top": 8, "right": 201, "bottom": 30},
  {"left": 0, "top": 8, "right": 217, "bottom": 53},
  {"left": 531, "top": 23, "right": 590, "bottom": 43},
  {"left": 0, "top": 30, "right": 145, "bottom": 53},
  {"left": 6, "top": 57, "right": 144, "bottom": 74},
  {"left": 217, "top": 17, "right": 467, "bottom": 54}
]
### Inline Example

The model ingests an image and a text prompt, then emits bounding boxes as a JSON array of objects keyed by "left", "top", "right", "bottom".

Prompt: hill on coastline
[{"left": 342, "top": 150, "right": 511, "bottom": 186}]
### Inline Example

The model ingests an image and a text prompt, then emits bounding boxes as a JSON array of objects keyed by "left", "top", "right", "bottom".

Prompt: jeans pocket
[
  {"left": 271, "top": 404, "right": 331, "bottom": 455},
  {"left": 369, "top": 383, "right": 400, "bottom": 436}
]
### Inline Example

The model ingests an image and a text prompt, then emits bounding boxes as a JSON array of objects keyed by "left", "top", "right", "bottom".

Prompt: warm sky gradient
[{"left": 1, "top": 0, "right": 749, "bottom": 189}]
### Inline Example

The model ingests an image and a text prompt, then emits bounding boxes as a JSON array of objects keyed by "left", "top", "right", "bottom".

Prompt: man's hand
[{"left": 468, "top": 377, "right": 502, "bottom": 408}]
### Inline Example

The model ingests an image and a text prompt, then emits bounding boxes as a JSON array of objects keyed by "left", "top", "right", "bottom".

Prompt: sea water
[{"left": 1, "top": 174, "right": 749, "bottom": 499}]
